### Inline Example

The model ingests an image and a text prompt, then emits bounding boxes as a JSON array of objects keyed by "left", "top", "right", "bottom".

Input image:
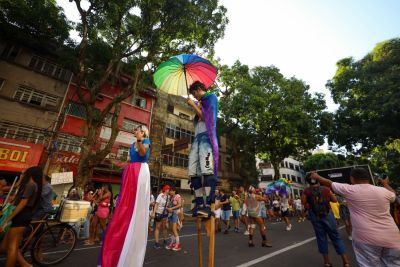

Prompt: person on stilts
[{"left": 186, "top": 81, "right": 219, "bottom": 218}]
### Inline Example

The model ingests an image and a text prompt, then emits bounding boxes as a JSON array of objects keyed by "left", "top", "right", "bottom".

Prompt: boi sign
[{"left": 0, "top": 138, "right": 45, "bottom": 172}]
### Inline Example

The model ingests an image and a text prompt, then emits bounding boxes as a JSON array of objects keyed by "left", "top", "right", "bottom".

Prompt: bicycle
[{"left": 20, "top": 213, "right": 77, "bottom": 266}]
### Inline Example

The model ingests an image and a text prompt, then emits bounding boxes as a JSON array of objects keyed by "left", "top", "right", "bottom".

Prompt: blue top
[{"left": 129, "top": 139, "right": 151, "bottom": 163}]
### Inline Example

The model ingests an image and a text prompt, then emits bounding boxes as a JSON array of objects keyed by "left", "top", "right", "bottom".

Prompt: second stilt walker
[{"left": 186, "top": 81, "right": 219, "bottom": 217}]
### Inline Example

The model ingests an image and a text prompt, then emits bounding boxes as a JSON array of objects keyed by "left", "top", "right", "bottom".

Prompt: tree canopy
[
  {"left": 327, "top": 38, "right": 400, "bottom": 153},
  {"left": 218, "top": 61, "right": 329, "bottom": 179},
  {"left": 0, "top": 0, "right": 71, "bottom": 45},
  {"left": 68, "top": 0, "right": 228, "bottom": 185}
]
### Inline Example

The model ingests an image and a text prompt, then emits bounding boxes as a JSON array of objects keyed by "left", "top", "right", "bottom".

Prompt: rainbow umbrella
[{"left": 153, "top": 54, "right": 217, "bottom": 96}]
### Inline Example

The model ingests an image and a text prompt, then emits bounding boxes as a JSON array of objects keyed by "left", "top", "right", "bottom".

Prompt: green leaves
[
  {"left": 219, "top": 62, "right": 327, "bottom": 178},
  {"left": 327, "top": 38, "right": 400, "bottom": 153}
]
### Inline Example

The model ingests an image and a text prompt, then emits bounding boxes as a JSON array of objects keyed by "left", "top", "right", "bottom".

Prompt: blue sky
[{"left": 214, "top": 0, "right": 400, "bottom": 111}]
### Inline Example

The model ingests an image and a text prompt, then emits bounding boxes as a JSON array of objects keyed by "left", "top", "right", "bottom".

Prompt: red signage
[
  {"left": 48, "top": 152, "right": 80, "bottom": 177},
  {"left": 0, "top": 138, "right": 45, "bottom": 172}
]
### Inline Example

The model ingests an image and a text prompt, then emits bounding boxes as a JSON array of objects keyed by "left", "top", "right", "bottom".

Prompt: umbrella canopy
[
  {"left": 265, "top": 178, "right": 293, "bottom": 197},
  {"left": 153, "top": 54, "right": 217, "bottom": 96}
]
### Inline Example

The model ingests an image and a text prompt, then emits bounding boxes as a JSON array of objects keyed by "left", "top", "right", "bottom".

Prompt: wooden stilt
[
  {"left": 208, "top": 203, "right": 216, "bottom": 267},
  {"left": 197, "top": 217, "right": 203, "bottom": 267}
]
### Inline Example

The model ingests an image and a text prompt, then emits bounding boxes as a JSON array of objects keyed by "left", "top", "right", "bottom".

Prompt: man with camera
[{"left": 310, "top": 168, "right": 400, "bottom": 267}]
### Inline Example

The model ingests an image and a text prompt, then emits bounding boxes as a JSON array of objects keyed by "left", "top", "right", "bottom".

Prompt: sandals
[{"left": 261, "top": 240, "right": 272, "bottom": 247}]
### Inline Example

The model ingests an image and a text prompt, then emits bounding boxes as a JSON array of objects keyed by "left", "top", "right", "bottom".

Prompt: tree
[
  {"left": 67, "top": 0, "right": 227, "bottom": 186},
  {"left": 368, "top": 140, "right": 400, "bottom": 188},
  {"left": 303, "top": 152, "right": 343, "bottom": 172},
  {"left": 218, "top": 61, "right": 328, "bottom": 179},
  {"left": 327, "top": 38, "right": 400, "bottom": 153},
  {"left": 0, "top": 0, "right": 71, "bottom": 46}
]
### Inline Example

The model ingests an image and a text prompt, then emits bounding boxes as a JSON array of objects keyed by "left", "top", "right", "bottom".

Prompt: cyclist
[{"left": 0, "top": 166, "right": 43, "bottom": 267}]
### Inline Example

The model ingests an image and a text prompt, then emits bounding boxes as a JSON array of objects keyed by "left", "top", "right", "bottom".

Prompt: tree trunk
[{"left": 272, "top": 160, "right": 281, "bottom": 180}]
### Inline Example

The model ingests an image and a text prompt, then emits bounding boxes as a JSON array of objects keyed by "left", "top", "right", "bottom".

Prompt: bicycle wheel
[{"left": 31, "top": 223, "right": 77, "bottom": 266}]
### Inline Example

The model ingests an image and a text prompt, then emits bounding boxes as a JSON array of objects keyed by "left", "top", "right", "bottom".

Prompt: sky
[{"left": 57, "top": 0, "right": 400, "bottom": 149}]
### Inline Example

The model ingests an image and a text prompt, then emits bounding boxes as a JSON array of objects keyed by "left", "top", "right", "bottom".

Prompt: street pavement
[{"left": 1, "top": 218, "right": 358, "bottom": 267}]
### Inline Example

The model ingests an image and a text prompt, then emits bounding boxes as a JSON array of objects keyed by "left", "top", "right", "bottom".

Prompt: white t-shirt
[
  {"left": 294, "top": 199, "right": 302, "bottom": 210},
  {"left": 280, "top": 197, "right": 289, "bottom": 211},
  {"left": 332, "top": 182, "right": 400, "bottom": 249},
  {"left": 272, "top": 200, "right": 280, "bottom": 208},
  {"left": 155, "top": 193, "right": 169, "bottom": 214}
]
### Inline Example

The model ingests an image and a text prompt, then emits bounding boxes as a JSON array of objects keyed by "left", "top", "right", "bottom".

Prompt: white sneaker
[
  {"left": 244, "top": 230, "right": 250, "bottom": 235},
  {"left": 348, "top": 236, "right": 352, "bottom": 241},
  {"left": 286, "top": 224, "right": 292, "bottom": 231}
]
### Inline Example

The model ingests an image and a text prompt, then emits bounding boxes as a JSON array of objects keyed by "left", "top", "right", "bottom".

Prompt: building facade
[
  {"left": 46, "top": 81, "right": 157, "bottom": 195},
  {"left": 258, "top": 157, "right": 306, "bottom": 197},
  {"left": 0, "top": 39, "right": 71, "bottom": 181}
]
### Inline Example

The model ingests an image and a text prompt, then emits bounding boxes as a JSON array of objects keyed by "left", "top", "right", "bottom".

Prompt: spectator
[
  {"left": 149, "top": 191, "right": 155, "bottom": 233},
  {"left": 238, "top": 186, "right": 249, "bottom": 235},
  {"left": 0, "top": 166, "right": 43, "bottom": 267},
  {"left": 303, "top": 174, "right": 350, "bottom": 267},
  {"left": 152, "top": 185, "right": 170, "bottom": 249},
  {"left": 230, "top": 190, "right": 241, "bottom": 233},
  {"left": 84, "top": 184, "right": 112, "bottom": 246},
  {"left": 272, "top": 197, "right": 281, "bottom": 222},
  {"left": 330, "top": 199, "right": 341, "bottom": 226},
  {"left": 32, "top": 175, "right": 54, "bottom": 220},
  {"left": 280, "top": 194, "right": 292, "bottom": 231},
  {"left": 294, "top": 195, "right": 304, "bottom": 222},
  {"left": 81, "top": 184, "right": 95, "bottom": 240},
  {"left": 312, "top": 169, "right": 400, "bottom": 267},
  {"left": 214, "top": 189, "right": 222, "bottom": 232},
  {"left": 166, "top": 187, "right": 182, "bottom": 251},
  {"left": 337, "top": 195, "right": 352, "bottom": 240},
  {"left": 247, "top": 186, "right": 272, "bottom": 248},
  {"left": 219, "top": 189, "right": 231, "bottom": 234}
]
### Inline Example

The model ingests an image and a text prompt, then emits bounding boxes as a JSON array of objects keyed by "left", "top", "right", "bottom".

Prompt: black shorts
[
  {"left": 273, "top": 207, "right": 280, "bottom": 212},
  {"left": 11, "top": 208, "right": 33, "bottom": 228},
  {"left": 281, "top": 210, "right": 289, "bottom": 217}
]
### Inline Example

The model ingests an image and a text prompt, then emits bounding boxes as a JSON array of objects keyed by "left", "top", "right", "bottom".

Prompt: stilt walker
[{"left": 154, "top": 54, "right": 219, "bottom": 267}]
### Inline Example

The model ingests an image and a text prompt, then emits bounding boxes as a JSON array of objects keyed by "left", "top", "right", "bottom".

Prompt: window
[
  {"left": 103, "top": 113, "right": 113, "bottom": 126},
  {"left": 66, "top": 102, "right": 87, "bottom": 119},
  {"left": 57, "top": 135, "right": 83, "bottom": 153},
  {"left": 284, "top": 161, "right": 288, "bottom": 168},
  {"left": 291, "top": 175, "right": 296, "bottom": 182},
  {"left": 0, "top": 122, "right": 45, "bottom": 144},
  {"left": 13, "top": 85, "right": 59, "bottom": 108},
  {"left": 0, "top": 78, "right": 5, "bottom": 91},
  {"left": 282, "top": 174, "right": 287, "bottom": 178},
  {"left": 165, "top": 123, "right": 194, "bottom": 142},
  {"left": 260, "top": 175, "right": 273, "bottom": 182},
  {"left": 1, "top": 44, "right": 20, "bottom": 60},
  {"left": 167, "top": 105, "right": 174, "bottom": 113},
  {"left": 162, "top": 152, "right": 188, "bottom": 168},
  {"left": 289, "top": 163, "right": 294, "bottom": 169},
  {"left": 28, "top": 55, "right": 72, "bottom": 82},
  {"left": 122, "top": 118, "right": 142, "bottom": 132},
  {"left": 295, "top": 165, "right": 300, "bottom": 171},
  {"left": 280, "top": 161, "right": 285, "bottom": 167},
  {"left": 179, "top": 113, "right": 190, "bottom": 120},
  {"left": 297, "top": 176, "right": 302, "bottom": 184},
  {"left": 133, "top": 96, "right": 147, "bottom": 109},
  {"left": 117, "top": 146, "right": 130, "bottom": 161}
]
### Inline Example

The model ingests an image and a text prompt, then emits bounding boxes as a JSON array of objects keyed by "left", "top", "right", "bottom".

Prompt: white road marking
[{"left": 235, "top": 226, "right": 346, "bottom": 267}]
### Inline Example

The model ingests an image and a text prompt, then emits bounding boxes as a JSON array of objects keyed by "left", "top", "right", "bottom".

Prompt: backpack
[{"left": 307, "top": 186, "right": 330, "bottom": 218}]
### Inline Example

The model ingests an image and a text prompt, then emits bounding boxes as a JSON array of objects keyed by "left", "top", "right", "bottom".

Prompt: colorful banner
[{"left": 0, "top": 138, "right": 45, "bottom": 172}]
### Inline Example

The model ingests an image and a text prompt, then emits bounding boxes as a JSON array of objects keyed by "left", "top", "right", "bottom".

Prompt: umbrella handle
[{"left": 184, "top": 67, "right": 189, "bottom": 96}]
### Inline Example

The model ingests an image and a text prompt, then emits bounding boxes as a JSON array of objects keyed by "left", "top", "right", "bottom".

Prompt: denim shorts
[
  {"left": 168, "top": 213, "right": 178, "bottom": 223},
  {"left": 189, "top": 132, "right": 214, "bottom": 177},
  {"left": 221, "top": 210, "right": 231, "bottom": 221},
  {"left": 232, "top": 210, "right": 240, "bottom": 219}
]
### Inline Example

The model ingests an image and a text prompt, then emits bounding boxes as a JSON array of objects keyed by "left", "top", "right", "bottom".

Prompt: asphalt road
[{"left": 1, "top": 219, "right": 358, "bottom": 267}]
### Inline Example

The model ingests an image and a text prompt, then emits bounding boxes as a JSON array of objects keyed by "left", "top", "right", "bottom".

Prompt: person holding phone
[{"left": 311, "top": 168, "right": 400, "bottom": 267}]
